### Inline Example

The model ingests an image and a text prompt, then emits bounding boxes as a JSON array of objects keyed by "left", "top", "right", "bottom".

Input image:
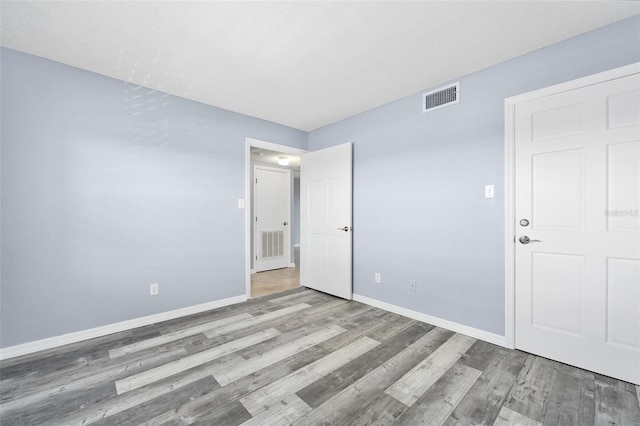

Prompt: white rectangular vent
[
  {"left": 260, "top": 231, "right": 284, "bottom": 259},
  {"left": 423, "top": 82, "right": 460, "bottom": 113}
]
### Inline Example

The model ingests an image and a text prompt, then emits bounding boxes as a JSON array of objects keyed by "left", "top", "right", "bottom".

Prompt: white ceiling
[{"left": 1, "top": 1, "right": 638, "bottom": 131}]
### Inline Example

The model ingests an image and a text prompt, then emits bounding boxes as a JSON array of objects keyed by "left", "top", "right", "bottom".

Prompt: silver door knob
[
  {"left": 338, "top": 226, "right": 350, "bottom": 232},
  {"left": 519, "top": 236, "right": 541, "bottom": 244}
]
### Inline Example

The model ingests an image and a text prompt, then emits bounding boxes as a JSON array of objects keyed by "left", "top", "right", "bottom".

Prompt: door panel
[
  {"left": 514, "top": 72, "right": 640, "bottom": 385},
  {"left": 532, "top": 103, "right": 583, "bottom": 141},
  {"left": 607, "top": 141, "right": 639, "bottom": 231},
  {"left": 531, "top": 252, "right": 585, "bottom": 336},
  {"left": 301, "top": 143, "right": 352, "bottom": 300},
  {"left": 327, "top": 177, "right": 346, "bottom": 221},
  {"left": 607, "top": 89, "right": 640, "bottom": 128},
  {"left": 606, "top": 258, "right": 640, "bottom": 349},
  {"left": 532, "top": 149, "right": 585, "bottom": 229}
]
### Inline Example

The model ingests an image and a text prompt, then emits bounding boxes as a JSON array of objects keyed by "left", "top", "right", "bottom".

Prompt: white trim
[
  {"left": 294, "top": 244, "right": 300, "bottom": 248},
  {"left": 504, "top": 100, "right": 516, "bottom": 349},
  {"left": 353, "top": 293, "right": 505, "bottom": 347},
  {"left": 503, "top": 62, "right": 640, "bottom": 350},
  {"left": 245, "top": 137, "right": 307, "bottom": 299},
  {"left": 0, "top": 295, "right": 246, "bottom": 360},
  {"left": 506, "top": 63, "right": 640, "bottom": 105},
  {"left": 288, "top": 263, "right": 296, "bottom": 268},
  {"left": 246, "top": 138, "right": 308, "bottom": 157}
]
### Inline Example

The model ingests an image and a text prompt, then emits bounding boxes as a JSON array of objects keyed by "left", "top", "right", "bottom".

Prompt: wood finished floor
[
  {"left": 1, "top": 287, "right": 639, "bottom": 426},
  {"left": 251, "top": 266, "right": 300, "bottom": 298},
  {"left": 251, "top": 247, "right": 300, "bottom": 298}
]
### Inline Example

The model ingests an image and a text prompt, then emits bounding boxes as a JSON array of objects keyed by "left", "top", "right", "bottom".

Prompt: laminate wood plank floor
[{"left": 1, "top": 287, "right": 639, "bottom": 425}]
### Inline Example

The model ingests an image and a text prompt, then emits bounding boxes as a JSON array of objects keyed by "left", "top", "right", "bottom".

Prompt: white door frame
[
  {"left": 503, "top": 62, "right": 640, "bottom": 349},
  {"left": 245, "top": 137, "right": 307, "bottom": 298}
]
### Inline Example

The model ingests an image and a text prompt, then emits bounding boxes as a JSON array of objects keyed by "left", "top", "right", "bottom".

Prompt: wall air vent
[
  {"left": 260, "top": 231, "right": 284, "bottom": 259},
  {"left": 422, "top": 81, "right": 460, "bottom": 113}
]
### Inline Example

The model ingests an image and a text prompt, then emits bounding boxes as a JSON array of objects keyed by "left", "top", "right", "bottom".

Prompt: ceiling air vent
[{"left": 422, "top": 82, "right": 460, "bottom": 113}]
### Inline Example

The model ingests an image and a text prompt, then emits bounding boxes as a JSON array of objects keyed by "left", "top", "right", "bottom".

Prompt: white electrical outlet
[
  {"left": 150, "top": 283, "right": 159, "bottom": 295},
  {"left": 409, "top": 281, "right": 417, "bottom": 292},
  {"left": 375, "top": 273, "right": 381, "bottom": 283}
]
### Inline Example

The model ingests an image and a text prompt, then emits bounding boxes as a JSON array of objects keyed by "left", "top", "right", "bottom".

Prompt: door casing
[
  {"left": 245, "top": 138, "right": 307, "bottom": 297},
  {"left": 503, "top": 62, "right": 640, "bottom": 349}
]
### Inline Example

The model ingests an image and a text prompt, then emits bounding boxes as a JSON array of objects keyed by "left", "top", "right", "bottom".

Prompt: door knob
[
  {"left": 283, "top": 222, "right": 288, "bottom": 226},
  {"left": 519, "top": 236, "right": 541, "bottom": 244},
  {"left": 338, "top": 226, "right": 350, "bottom": 232}
]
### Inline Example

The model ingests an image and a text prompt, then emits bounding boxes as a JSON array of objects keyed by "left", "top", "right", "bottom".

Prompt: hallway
[{"left": 251, "top": 247, "right": 300, "bottom": 298}]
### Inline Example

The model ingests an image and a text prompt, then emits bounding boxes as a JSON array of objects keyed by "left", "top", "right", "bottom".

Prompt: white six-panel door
[
  {"left": 300, "top": 143, "right": 353, "bottom": 300},
  {"left": 514, "top": 72, "right": 640, "bottom": 385}
]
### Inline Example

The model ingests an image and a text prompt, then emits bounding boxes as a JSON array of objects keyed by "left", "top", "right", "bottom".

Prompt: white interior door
[
  {"left": 514, "top": 72, "right": 640, "bottom": 385},
  {"left": 300, "top": 143, "right": 353, "bottom": 299},
  {"left": 254, "top": 165, "right": 290, "bottom": 272}
]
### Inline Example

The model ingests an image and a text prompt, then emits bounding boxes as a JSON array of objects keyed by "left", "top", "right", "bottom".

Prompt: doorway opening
[{"left": 245, "top": 138, "right": 307, "bottom": 298}]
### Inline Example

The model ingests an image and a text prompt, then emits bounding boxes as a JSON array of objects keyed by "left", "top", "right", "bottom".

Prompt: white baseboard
[
  {"left": 294, "top": 244, "right": 300, "bottom": 248},
  {"left": 353, "top": 293, "right": 506, "bottom": 347},
  {"left": 288, "top": 262, "right": 296, "bottom": 268},
  {"left": 0, "top": 295, "right": 247, "bottom": 361}
]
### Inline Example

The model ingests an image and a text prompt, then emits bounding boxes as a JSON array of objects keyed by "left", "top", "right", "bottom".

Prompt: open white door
[
  {"left": 514, "top": 71, "right": 640, "bottom": 385},
  {"left": 300, "top": 143, "right": 352, "bottom": 299}
]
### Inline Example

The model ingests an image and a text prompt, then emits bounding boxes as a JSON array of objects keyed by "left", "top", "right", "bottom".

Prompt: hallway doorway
[{"left": 245, "top": 137, "right": 306, "bottom": 298}]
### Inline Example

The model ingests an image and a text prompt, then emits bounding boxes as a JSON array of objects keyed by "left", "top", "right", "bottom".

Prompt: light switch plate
[
  {"left": 484, "top": 185, "right": 495, "bottom": 198},
  {"left": 238, "top": 198, "right": 245, "bottom": 209}
]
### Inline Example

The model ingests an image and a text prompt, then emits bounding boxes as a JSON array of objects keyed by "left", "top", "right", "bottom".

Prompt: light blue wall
[
  {"left": 308, "top": 15, "right": 640, "bottom": 336},
  {"left": 0, "top": 48, "right": 307, "bottom": 348},
  {"left": 2, "top": 15, "right": 639, "bottom": 349}
]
